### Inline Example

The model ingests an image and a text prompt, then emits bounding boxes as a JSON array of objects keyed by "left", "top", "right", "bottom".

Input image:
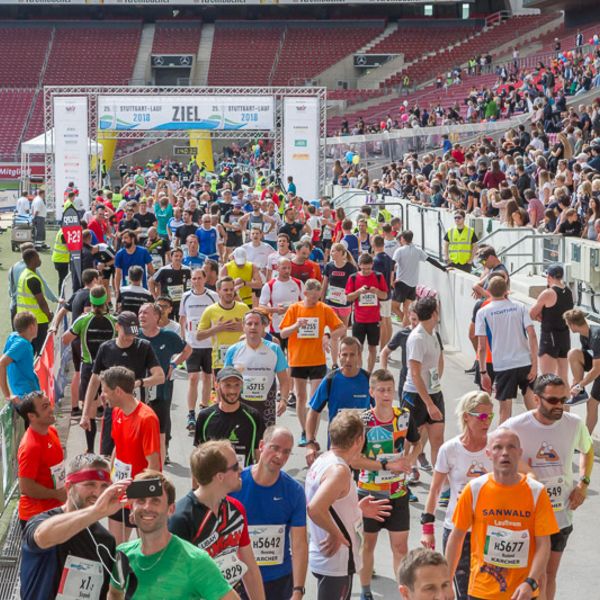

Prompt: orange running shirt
[
  {"left": 280, "top": 301, "right": 342, "bottom": 367},
  {"left": 453, "top": 473, "right": 558, "bottom": 599},
  {"left": 18, "top": 426, "right": 64, "bottom": 521},
  {"left": 111, "top": 402, "right": 161, "bottom": 481}
]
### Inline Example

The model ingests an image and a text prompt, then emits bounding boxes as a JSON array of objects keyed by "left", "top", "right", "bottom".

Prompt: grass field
[{"left": 0, "top": 220, "right": 59, "bottom": 343}]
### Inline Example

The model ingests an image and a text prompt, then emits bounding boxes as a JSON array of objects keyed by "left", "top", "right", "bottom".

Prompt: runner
[
  {"left": 17, "top": 391, "right": 66, "bottom": 529},
  {"left": 195, "top": 213, "right": 222, "bottom": 264},
  {"left": 345, "top": 253, "right": 388, "bottom": 374},
  {"left": 180, "top": 268, "right": 219, "bottom": 430},
  {"left": 224, "top": 310, "right": 289, "bottom": 427},
  {"left": 196, "top": 276, "right": 249, "bottom": 374},
  {"left": 150, "top": 247, "right": 192, "bottom": 319},
  {"left": 168, "top": 441, "right": 265, "bottom": 599},
  {"left": 230, "top": 426, "right": 308, "bottom": 600},
  {"left": 504, "top": 374, "right": 593, "bottom": 600},
  {"left": 20, "top": 454, "right": 127, "bottom": 600},
  {"left": 110, "top": 470, "right": 236, "bottom": 600},
  {"left": 305, "top": 336, "right": 371, "bottom": 465},
  {"left": 321, "top": 243, "right": 357, "bottom": 367},
  {"left": 266, "top": 233, "right": 295, "bottom": 280},
  {"left": 471, "top": 245, "right": 510, "bottom": 299},
  {"left": 398, "top": 549, "right": 454, "bottom": 600},
  {"left": 145, "top": 226, "right": 171, "bottom": 270},
  {"left": 221, "top": 248, "right": 263, "bottom": 308},
  {"left": 445, "top": 427, "right": 558, "bottom": 600},
  {"left": 420, "top": 391, "right": 493, "bottom": 600},
  {"left": 194, "top": 367, "right": 265, "bottom": 468},
  {"left": 305, "top": 410, "right": 392, "bottom": 600},
  {"left": 280, "top": 279, "right": 345, "bottom": 445},
  {"left": 291, "top": 241, "right": 322, "bottom": 284},
  {"left": 100, "top": 366, "right": 161, "bottom": 545},
  {"left": 176, "top": 209, "right": 200, "bottom": 248},
  {"left": 116, "top": 265, "right": 154, "bottom": 314},
  {"left": 114, "top": 231, "right": 155, "bottom": 290},
  {"left": 354, "top": 369, "right": 420, "bottom": 600},
  {"left": 475, "top": 276, "right": 537, "bottom": 423},
  {"left": 242, "top": 227, "right": 273, "bottom": 280},
  {"left": 372, "top": 235, "right": 395, "bottom": 350},
  {"left": 529, "top": 263, "right": 573, "bottom": 383},
  {"left": 183, "top": 234, "right": 206, "bottom": 269}
]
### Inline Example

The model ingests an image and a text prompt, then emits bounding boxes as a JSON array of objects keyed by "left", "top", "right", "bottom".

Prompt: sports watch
[{"left": 524, "top": 577, "right": 539, "bottom": 591}]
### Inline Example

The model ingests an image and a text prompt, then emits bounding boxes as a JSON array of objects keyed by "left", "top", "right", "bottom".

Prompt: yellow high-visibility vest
[
  {"left": 448, "top": 226, "right": 474, "bottom": 265},
  {"left": 51, "top": 230, "right": 70, "bottom": 264},
  {"left": 16, "top": 268, "right": 49, "bottom": 324}
]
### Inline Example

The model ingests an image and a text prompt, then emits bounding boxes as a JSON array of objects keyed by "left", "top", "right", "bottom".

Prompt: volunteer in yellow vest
[
  {"left": 220, "top": 247, "right": 263, "bottom": 308},
  {"left": 255, "top": 171, "right": 266, "bottom": 192},
  {"left": 443, "top": 210, "right": 478, "bottom": 273},
  {"left": 17, "top": 248, "right": 53, "bottom": 355},
  {"left": 378, "top": 206, "right": 393, "bottom": 224},
  {"left": 51, "top": 229, "right": 70, "bottom": 294}
]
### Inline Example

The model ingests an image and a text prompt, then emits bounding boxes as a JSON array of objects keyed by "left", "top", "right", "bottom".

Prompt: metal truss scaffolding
[{"left": 44, "top": 85, "right": 327, "bottom": 214}]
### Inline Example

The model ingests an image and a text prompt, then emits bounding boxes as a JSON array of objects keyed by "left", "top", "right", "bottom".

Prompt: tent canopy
[{"left": 21, "top": 128, "right": 103, "bottom": 155}]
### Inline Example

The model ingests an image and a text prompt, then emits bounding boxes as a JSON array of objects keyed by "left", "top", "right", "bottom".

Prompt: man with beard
[
  {"left": 114, "top": 231, "right": 155, "bottom": 290},
  {"left": 504, "top": 374, "right": 593, "bottom": 600},
  {"left": 20, "top": 454, "right": 129, "bottom": 600},
  {"left": 169, "top": 441, "right": 264, "bottom": 599}
]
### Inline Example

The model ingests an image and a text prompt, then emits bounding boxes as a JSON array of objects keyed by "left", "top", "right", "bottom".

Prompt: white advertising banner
[
  {"left": 53, "top": 96, "right": 90, "bottom": 220},
  {"left": 98, "top": 95, "right": 275, "bottom": 132},
  {"left": 283, "top": 97, "right": 320, "bottom": 200}
]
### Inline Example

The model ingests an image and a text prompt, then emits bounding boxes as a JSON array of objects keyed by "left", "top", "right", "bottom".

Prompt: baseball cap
[
  {"left": 216, "top": 367, "right": 244, "bottom": 383},
  {"left": 117, "top": 311, "right": 139, "bottom": 335},
  {"left": 233, "top": 201, "right": 243, "bottom": 208},
  {"left": 232, "top": 247, "right": 247, "bottom": 266},
  {"left": 544, "top": 263, "right": 564, "bottom": 279}
]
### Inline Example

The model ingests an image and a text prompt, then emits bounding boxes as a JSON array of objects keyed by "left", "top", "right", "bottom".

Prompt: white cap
[{"left": 232, "top": 247, "right": 247, "bottom": 266}]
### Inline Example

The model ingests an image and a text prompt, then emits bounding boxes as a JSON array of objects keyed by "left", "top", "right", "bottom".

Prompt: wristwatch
[
  {"left": 306, "top": 440, "right": 320, "bottom": 451},
  {"left": 524, "top": 577, "right": 539, "bottom": 591},
  {"left": 581, "top": 475, "right": 591, "bottom": 486},
  {"left": 293, "top": 586, "right": 305, "bottom": 596},
  {"left": 420, "top": 512, "right": 435, "bottom": 525},
  {"left": 379, "top": 457, "right": 389, "bottom": 471}
]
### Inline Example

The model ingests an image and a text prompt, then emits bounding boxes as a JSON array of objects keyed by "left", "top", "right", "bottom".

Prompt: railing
[
  {"left": 268, "top": 27, "right": 287, "bottom": 87},
  {"left": 484, "top": 10, "right": 511, "bottom": 28}
]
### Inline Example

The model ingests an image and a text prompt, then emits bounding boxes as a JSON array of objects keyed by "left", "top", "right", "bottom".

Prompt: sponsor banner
[
  {"left": 98, "top": 95, "right": 275, "bottom": 132},
  {"left": 283, "top": 96, "right": 320, "bottom": 201},
  {"left": 53, "top": 96, "right": 90, "bottom": 220},
  {"left": 151, "top": 55, "right": 194, "bottom": 68},
  {"left": 0, "top": 164, "right": 45, "bottom": 180},
  {"left": 353, "top": 54, "right": 396, "bottom": 68}
]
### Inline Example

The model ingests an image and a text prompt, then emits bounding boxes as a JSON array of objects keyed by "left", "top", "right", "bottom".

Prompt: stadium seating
[
  {"left": 152, "top": 21, "right": 202, "bottom": 55},
  {"left": 0, "top": 26, "right": 51, "bottom": 88},
  {"left": 0, "top": 89, "right": 36, "bottom": 156}
]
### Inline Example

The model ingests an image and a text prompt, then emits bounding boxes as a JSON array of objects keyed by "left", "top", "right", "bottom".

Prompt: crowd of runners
[{"left": 1, "top": 153, "right": 597, "bottom": 600}]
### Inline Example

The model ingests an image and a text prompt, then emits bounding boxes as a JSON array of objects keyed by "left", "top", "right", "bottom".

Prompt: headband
[
  {"left": 66, "top": 469, "right": 112, "bottom": 485},
  {"left": 90, "top": 292, "right": 108, "bottom": 306}
]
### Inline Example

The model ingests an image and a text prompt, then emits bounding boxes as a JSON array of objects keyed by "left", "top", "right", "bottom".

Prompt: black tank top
[{"left": 541, "top": 285, "right": 574, "bottom": 332}]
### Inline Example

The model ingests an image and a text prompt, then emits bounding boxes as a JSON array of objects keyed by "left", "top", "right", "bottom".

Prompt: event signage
[
  {"left": 151, "top": 55, "right": 194, "bottom": 68},
  {"left": 61, "top": 204, "right": 83, "bottom": 290},
  {"left": 173, "top": 146, "right": 196, "bottom": 155},
  {"left": 98, "top": 95, "right": 275, "bottom": 131},
  {"left": 283, "top": 97, "right": 320, "bottom": 201},
  {"left": 53, "top": 96, "right": 90, "bottom": 220},
  {"left": 353, "top": 54, "right": 395, "bottom": 68}
]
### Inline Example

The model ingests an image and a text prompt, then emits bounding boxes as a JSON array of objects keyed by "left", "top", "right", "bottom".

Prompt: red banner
[{"left": 34, "top": 335, "right": 55, "bottom": 406}]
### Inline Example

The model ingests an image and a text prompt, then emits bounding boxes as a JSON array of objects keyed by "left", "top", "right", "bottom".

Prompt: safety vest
[
  {"left": 16, "top": 268, "right": 49, "bottom": 324},
  {"left": 378, "top": 208, "right": 392, "bottom": 223},
  {"left": 225, "top": 261, "right": 254, "bottom": 307},
  {"left": 256, "top": 177, "right": 266, "bottom": 192},
  {"left": 448, "top": 226, "right": 474, "bottom": 265},
  {"left": 51, "top": 230, "right": 70, "bottom": 263},
  {"left": 366, "top": 217, "right": 379, "bottom": 234},
  {"left": 112, "top": 193, "right": 123, "bottom": 209}
]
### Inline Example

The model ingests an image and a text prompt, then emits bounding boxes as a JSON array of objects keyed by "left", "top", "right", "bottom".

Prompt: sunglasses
[
  {"left": 224, "top": 462, "right": 241, "bottom": 473},
  {"left": 454, "top": 216, "right": 464, "bottom": 220},
  {"left": 467, "top": 411, "right": 494, "bottom": 421},
  {"left": 540, "top": 395, "right": 568, "bottom": 405}
]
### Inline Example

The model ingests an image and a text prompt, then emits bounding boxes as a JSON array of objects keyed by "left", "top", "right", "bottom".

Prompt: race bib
[
  {"left": 151, "top": 254, "right": 163, "bottom": 269},
  {"left": 248, "top": 525, "right": 285, "bottom": 566},
  {"left": 323, "top": 227, "right": 332, "bottom": 240},
  {"left": 373, "top": 453, "right": 405, "bottom": 485},
  {"left": 243, "top": 376, "right": 269, "bottom": 402},
  {"left": 484, "top": 526, "right": 530, "bottom": 569},
  {"left": 262, "top": 222, "right": 272, "bottom": 233},
  {"left": 544, "top": 475, "right": 567, "bottom": 512},
  {"left": 215, "top": 550, "right": 248, "bottom": 585},
  {"left": 50, "top": 461, "right": 66, "bottom": 489},
  {"left": 167, "top": 284, "right": 183, "bottom": 302},
  {"left": 56, "top": 555, "right": 103, "bottom": 600},
  {"left": 327, "top": 286, "right": 346, "bottom": 305},
  {"left": 359, "top": 292, "right": 378, "bottom": 307},
  {"left": 112, "top": 458, "right": 132, "bottom": 482},
  {"left": 298, "top": 317, "right": 319, "bottom": 339},
  {"left": 217, "top": 345, "right": 230, "bottom": 365},
  {"left": 428, "top": 368, "right": 441, "bottom": 392}
]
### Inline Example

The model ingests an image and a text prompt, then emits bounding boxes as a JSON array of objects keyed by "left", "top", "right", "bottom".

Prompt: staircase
[
  {"left": 193, "top": 23, "right": 215, "bottom": 86},
  {"left": 130, "top": 23, "right": 155, "bottom": 85},
  {"left": 357, "top": 22, "right": 399, "bottom": 54}
]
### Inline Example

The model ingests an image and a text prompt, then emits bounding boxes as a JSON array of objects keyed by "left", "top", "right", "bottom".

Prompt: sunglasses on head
[
  {"left": 540, "top": 395, "right": 568, "bottom": 405},
  {"left": 467, "top": 411, "right": 494, "bottom": 421}
]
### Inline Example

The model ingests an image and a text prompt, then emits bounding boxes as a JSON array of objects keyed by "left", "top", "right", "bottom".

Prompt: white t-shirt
[
  {"left": 403, "top": 323, "right": 443, "bottom": 394},
  {"left": 504, "top": 410, "right": 592, "bottom": 528},
  {"left": 392, "top": 244, "right": 428, "bottom": 288},
  {"left": 474, "top": 298, "right": 533, "bottom": 371},
  {"left": 242, "top": 241, "right": 274, "bottom": 271},
  {"left": 263, "top": 213, "right": 282, "bottom": 242},
  {"left": 31, "top": 195, "right": 47, "bottom": 218},
  {"left": 16, "top": 196, "right": 30, "bottom": 216},
  {"left": 267, "top": 251, "right": 295, "bottom": 274},
  {"left": 383, "top": 238, "right": 399, "bottom": 259},
  {"left": 179, "top": 288, "right": 219, "bottom": 348},
  {"left": 435, "top": 436, "right": 492, "bottom": 529},
  {"left": 259, "top": 277, "right": 304, "bottom": 332}
]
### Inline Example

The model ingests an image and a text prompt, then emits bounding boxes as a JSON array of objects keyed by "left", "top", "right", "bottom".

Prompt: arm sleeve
[
  {"left": 143, "top": 249, "right": 152, "bottom": 266},
  {"left": 229, "top": 498, "right": 251, "bottom": 547},
  {"left": 386, "top": 330, "right": 405, "bottom": 352},
  {"left": 92, "top": 345, "right": 107, "bottom": 375},
  {"left": 575, "top": 419, "right": 593, "bottom": 455},
  {"left": 279, "top": 305, "right": 296, "bottom": 331},
  {"left": 143, "top": 342, "right": 160, "bottom": 370},
  {"left": 198, "top": 307, "right": 213, "bottom": 332},
  {"left": 22, "top": 512, "right": 54, "bottom": 554},
  {"left": 258, "top": 283, "right": 270, "bottom": 306},
  {"left": 324, "top": 306, "right": 343, "bottom": 331},
  {"left": 406, "top": 335, "right": 425, "bottom": 364},
  {"left": 114, "top": 252, "right": 123, "bottom": 270},
  {"left": 223, "top": 344, "right": 236, "bottom": 367},
  {"left": 344, "top": 275, "right": 356, "bottom": 295},
  {"left": 474, "top": 310, "right": 485, "bottom": 337}
]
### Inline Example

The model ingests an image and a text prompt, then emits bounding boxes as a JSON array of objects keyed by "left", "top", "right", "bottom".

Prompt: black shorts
[
  {"left": 186, "top": 348, "right": 212, "bottom": 374},
  {"left": 71, "top": 338, "right": 81, "bottom": 372},
  {"left": 101, "top": 266, "right": 114, "bottom": 280},
  {"left": 240, "top": 574, "right": 293, "bottom": 600},
  {"left": 148, "top": 398, "right": 170, "bottom": 434},
  {"left": 109, "top": 506, "right": 135, "bottom": 527},
  {"left": 321, "top": 239, "right": 333, "bottom": 250},
  {"left": 494, "top": 365, "right": 533, "bottom": 401},
  {"left": 291, "top": 364, "right": 327, "bottom": 380},
  {"left": 539, "top": 329, "right": 571, "bottom": 359},
  {"left": 361, "top": 492, "right": 410, "bottom": 533},
  {"left": 272, "top": 331, "right": 288, "bottom": 352},
  {"left": 352, "top": 321, "right": 380, "bottom": 347},
  {"left": 393, "top": 281, "right": 417, "bottom": 303},
  {"left": 401, "top": 391, "right": 445, "bottom": 427},
  {"left": 582, "top": 352, "right": 600, "bottom": 400},
  {"left": 550, "top": 525, "right": 573, "bottom": 553}
]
